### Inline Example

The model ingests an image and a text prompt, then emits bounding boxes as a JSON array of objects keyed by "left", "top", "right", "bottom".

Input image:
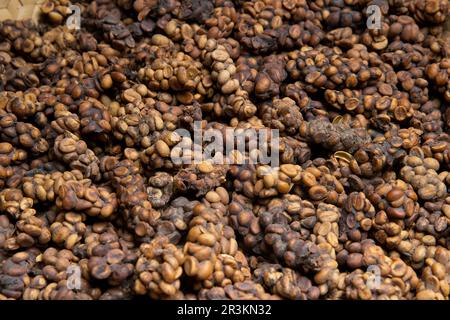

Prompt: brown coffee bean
[
  {"left": 347, "top": 253, "right": 363, "bottom": 269},
  {"left": 386, "top": 188, "right": 404, "bottom": 202},
  {"left": 317, "top": 210, "right": 339, "bottom": 223},
  {"left": 309, "top": 185, "right": 328, "bottom": 201},
  {"left": 198, "top": 161, "right": 214, "bottom": 174},
  {"left": 184, "top": 257, "right": 199, "bottom": 276},
  {"left": 418, "top": 185, "right": 436, "bottom": 200},
  {"left": 211, "top": 49, "right": 229, "bottom": 62},
  {"left": 280, "top": 164, "right": 299, "bottom": 178},
  {"left": 205, "top": 191, "right": 221, "bottom": 203},
  {"left": 106, "top": 249, "right": 125, "bottom": 265},
  {"left": 155, "top": 141, "right": 170, "bottom": 157},
  {"left": 91, "top": 264, "right": 112, "bottom": 280}
]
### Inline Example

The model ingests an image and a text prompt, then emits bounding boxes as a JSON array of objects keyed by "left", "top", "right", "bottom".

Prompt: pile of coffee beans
[{"left": 0, "top": 0, "right": 449, "bottom": 300}]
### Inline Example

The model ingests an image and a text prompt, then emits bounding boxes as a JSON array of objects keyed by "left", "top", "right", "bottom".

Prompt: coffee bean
[{"left": 309, "top": 185, "right": 328, "bottom": 201}]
